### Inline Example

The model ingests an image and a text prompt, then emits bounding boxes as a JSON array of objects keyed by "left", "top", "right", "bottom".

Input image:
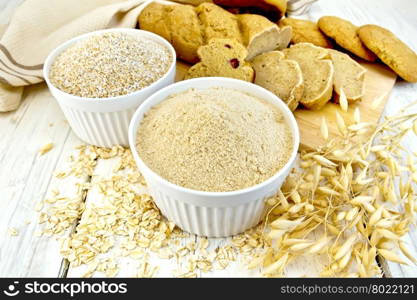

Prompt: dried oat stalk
[{"left": 258, "top": 101, "right": 417, "bottom": 277}]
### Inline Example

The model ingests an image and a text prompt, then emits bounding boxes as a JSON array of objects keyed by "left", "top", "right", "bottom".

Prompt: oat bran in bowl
[
  {"left": 44, "top": 28, "right": 176, "bottom": 147},
  {"left": 128, "top": 78, "right": 300, "bottom": 237}
]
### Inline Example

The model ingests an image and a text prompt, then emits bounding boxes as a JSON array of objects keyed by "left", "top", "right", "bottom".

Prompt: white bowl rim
[
  {"left": 43, "top": 28, "right": 177, "bottom": 104},
  {"left": 129, "top": 77, "right": 300, "bottom": 198}
]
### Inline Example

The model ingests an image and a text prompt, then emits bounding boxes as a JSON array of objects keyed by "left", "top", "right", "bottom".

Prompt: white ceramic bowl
[
  {"left": 129, "top": 77, "right": 300, "bottom": 237},
  {"left": 44, "top": 28, "right": 176, "bottom": 147}
]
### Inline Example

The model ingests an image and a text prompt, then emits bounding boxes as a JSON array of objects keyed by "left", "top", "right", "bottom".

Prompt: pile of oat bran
[{"left": 49, "top": 32, "right": 172, "bottom": 98}]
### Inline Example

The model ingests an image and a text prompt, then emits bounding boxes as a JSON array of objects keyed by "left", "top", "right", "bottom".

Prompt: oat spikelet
[
  {"left": 309, "top": 236, "right": 330, "bottom": 254},
  {"left": 289, "top": 242, "right": 314, "bottom": 251},
  {"left": 320, "top": 117, "right": 329, "bottom": 140},
  {"left": 334, "top": 235, "right": 356, "bottom": 260},
  {"left": 313, "top": 155, "right": 337, "bottom": 167},
  {"left": 339, "top": 89, "right": 348, "bottom": 112},
  {"left": 335, "top": 111, "right": 347, "bottom": 135},
  {"left": 353, "top": 107, "right": 361, "bottom": 124},
  {"left": 378, "top": 249, "right": 408, "bottom": 265},
  {"left": 399, "top": 242, "right": 417, "bottom": 265},
  {"left": 413, "top": 119, "right": 417, "bottom": 136},
  {"left": 262, "top": 253, "right": 289, "bottom": 276},
  {"left": 369, "top": 206, "right": 383, "bottom": 227},
  {"left": 270, "top": 217, "right": 304, "bottom": 230}
]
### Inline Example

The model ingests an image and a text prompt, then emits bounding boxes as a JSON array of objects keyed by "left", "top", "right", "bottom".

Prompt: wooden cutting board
[{"left": 175, "top": 61, "right": 397, "bottom": 150}]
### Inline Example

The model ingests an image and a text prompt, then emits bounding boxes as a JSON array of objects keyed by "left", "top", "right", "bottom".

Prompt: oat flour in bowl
[{"left": 136, "top": 87, "right": 293, "bottom": 192}]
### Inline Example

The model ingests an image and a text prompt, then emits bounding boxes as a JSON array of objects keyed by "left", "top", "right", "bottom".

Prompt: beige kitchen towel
[{"left": 0, "top": 0, "right": 178, "bottom": 111}]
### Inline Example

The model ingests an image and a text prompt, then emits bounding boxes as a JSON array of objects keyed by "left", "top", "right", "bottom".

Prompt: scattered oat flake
[
  {"left": 39, "top": 143, "right": 54, "bottom": 155},
  {"left": 8, "top": 227, "right": 19, "bottom": 236}
]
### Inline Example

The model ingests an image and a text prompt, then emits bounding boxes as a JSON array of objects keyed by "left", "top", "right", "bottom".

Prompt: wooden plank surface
[
  {"left": 0, "top": 84, "right": 88, "bottom": 276},
  {"left": 0, "top": 0, "right": 417, "bottom": 278}
]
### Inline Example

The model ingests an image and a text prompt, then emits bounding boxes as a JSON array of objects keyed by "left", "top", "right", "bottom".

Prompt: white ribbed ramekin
[
  {"left": 43, "top": 28, "right": 176, "bottom": 147},
  {"left": 129, "top": 78, "right": 300, "bottom": 237}
]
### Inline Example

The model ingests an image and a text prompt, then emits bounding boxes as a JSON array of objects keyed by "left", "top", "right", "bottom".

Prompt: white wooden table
[{"left": 0, "top": 0, "right": 416, "bottom": 277}]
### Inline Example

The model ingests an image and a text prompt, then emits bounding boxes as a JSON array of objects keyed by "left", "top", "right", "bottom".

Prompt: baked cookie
[
  {"left": 283, "top": 43, "right": 334, "bottom": 110},
  {"left": 279, "top": 18, "right": 333, "bottom": 48},
  {"left": 358, "top": 24, "right": 417, "bottom": 82},
  {"left": 252, "top": 51, "right": 303, "bottom": 111},
  {"left": 185, "top": 38, "right": 254, "bottom": 81},
  {"left": 329, "top": 49, "right": 366, "bottom": 102},
  {"left": 318, "top": 16, "right": 376, "bottom": 61}
]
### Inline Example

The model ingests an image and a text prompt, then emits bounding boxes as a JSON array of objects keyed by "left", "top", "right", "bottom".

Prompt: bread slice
[
  {"left": 185, "top": 38, "right": 254, "bottom": 81},
  {"left": 329, "top": 49, "right": 366, "bottom": 102},
  {"left": 283, "top": 43, "right": 334, "bottom": 110},
  {"left": 252, "top": 51, "right": 303, "bottom": 111},
  {"left": 238, "top": 14, "right": 291, "bottom": 60},
  {"left": 196, "top": 2, "right": 242, "bottom": 42}
]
